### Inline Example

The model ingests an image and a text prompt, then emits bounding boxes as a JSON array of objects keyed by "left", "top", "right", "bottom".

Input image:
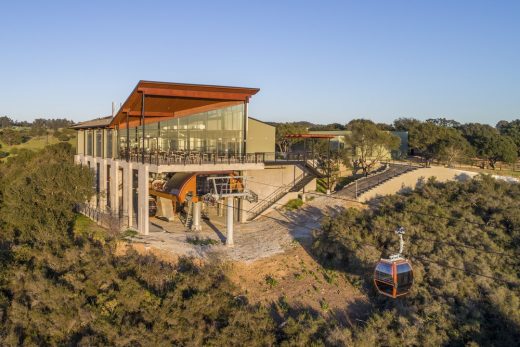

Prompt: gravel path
[{"left": 128, "top": 192, "right": 359, "bottom": 263}]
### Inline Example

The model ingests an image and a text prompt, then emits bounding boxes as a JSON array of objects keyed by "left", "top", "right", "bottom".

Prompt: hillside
[{"left": 312, "top": 175, "right": 520, "bottom": 345}]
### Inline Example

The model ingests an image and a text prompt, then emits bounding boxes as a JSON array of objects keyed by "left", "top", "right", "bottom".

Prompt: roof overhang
[{"left": 110, "top": 80, "right": 260, "bottom": 129}]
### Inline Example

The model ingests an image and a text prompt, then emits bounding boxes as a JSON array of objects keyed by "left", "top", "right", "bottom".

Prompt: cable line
[
  {"left": 241, "top": 180, "right": 520, "bottom": 258},
  {"left": 218, "top": 201, "right": 520, "bottom": 287}
]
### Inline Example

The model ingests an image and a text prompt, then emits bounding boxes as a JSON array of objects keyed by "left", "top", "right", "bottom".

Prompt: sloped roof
[
  {"left": 71, "top": 115, "right": 113, "bottom": 129},
  {"left": 110, "top": 80, "right": 260, "bottom": 129}
]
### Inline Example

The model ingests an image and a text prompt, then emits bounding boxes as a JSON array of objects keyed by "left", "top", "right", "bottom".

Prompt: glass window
[
  {"left": 95, "top": 130, "right": 102, "bottom": 157},
  {"left": 120, "top": 104, "right": 245, "bottom": 156},
  {"left": 375, "top": 262, "right": 393, "bottom": 283}
]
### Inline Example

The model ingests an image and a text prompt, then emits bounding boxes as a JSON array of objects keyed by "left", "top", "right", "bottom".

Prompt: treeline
[
  {"left": 271, "top": 117, "right": 520, "bottom": 169},
  {"left": 0, "top": 116, "right": 75, "bottom": 151},
  {"left": 0, "top": 115, "right": 74, "bottom": 130}
]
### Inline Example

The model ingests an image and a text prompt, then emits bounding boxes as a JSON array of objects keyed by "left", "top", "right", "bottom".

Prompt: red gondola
[{"left": 374, "top": 227, "right": 414, "bottom": 298}]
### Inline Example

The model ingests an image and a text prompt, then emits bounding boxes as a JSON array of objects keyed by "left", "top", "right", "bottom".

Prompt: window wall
[
  {"left": 86, "top": 130, "right": 93, "bottom": 156},
  {"left": 119, "top": 104, "right": 245, "bottom": 156}
]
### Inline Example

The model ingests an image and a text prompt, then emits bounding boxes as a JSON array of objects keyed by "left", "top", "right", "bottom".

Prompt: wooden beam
[{"left": 137, "top": 87, "right": 250, "bottom": 101}]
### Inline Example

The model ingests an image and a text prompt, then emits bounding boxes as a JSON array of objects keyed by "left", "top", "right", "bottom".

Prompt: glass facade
[
  {"left": 86, "top": 130, "right": 93, "bottom": 156},
  {"left": 119, "top": 104, "right": 244, "bottom": 157},
  {"left": 95, "top": 130, "right": 102, "bottom": 157}
]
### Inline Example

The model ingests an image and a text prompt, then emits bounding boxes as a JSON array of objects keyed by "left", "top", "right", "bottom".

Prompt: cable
[
  {"left": 211, "top": 200, "right": 520, "bottom": 287},
  {"left": 240, "top": 180, "right": 520, "bottom": 258},
  {"left": 245, "top": 177, "right": 509, "bottom": 230}
]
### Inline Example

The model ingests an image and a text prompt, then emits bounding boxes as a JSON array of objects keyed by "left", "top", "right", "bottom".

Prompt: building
[
  {"left": 308, "top": 130, "right": 409, "bottom": 159},
  {"left": 73, "top": 81, "right": 316, "bottom": 237}
]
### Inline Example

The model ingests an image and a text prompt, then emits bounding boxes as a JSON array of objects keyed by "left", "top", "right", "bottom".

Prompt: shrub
[{"left": 285, "top": 198, "right": 303, "bottom": 210}]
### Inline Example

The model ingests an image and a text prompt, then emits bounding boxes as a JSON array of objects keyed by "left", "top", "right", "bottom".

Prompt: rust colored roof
[
  {"left": 285, "top": 134, "right": 335, "bottom": 139},
  {"left": 71, "top": 115, "right": 113, "bottom": 129},
  {"left": 110, "top": 80, "right": 260, "bottom": 129}
]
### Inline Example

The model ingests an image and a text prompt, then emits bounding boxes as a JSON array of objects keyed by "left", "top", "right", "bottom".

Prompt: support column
[
  {"left": 99, "top": 159, "right": 108, "bottom": 210},
  {"left": 137, "top": 164, "right": 149, "bottom": 235},
  {"left": 110, "top": 160, "right": 120, "bottom": 214},
  {"left": 123, "top": 162, "right": 134, "bottom": 228},
  {"left": 226, "top": 197, "right": 234, "bottom": 246},
  {"left": 192, "top": 202, "right": 202, "bottom": 231}
]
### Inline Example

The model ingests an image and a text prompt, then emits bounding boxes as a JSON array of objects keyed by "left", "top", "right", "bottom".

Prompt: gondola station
[{"left": 72, "top": 81, "right": 318, "bottom": 242}]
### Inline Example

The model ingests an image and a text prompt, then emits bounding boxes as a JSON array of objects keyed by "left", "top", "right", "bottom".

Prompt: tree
[
  {"left": 431, "top": 127, "right": 474, "bottom": 167},
  {"left": 460, "top": 123, "right": 518, "bottom": 169},
  {"left": 0, "top": 129, "right": 24, "bottom": 146},
  {"left": 345, "top": 119, "right": 400, "bottom": 175},
  {"left": 408, "top": 122, "right": 442, "bottom": 166},
  {"left": 496, "top": 119, "right": 520, "bottom": 155},
  {"left": 393, "top": 117, "right": 421, "bottom": 132},
  {"left": 274, "top": 123, "right": 307, "bottom": 154},
  {"left": 426, "top": 117, "right": 461, "bottom": 128},
  {"left": 0, "top": 116, "right": 13, "bottom": 128}
]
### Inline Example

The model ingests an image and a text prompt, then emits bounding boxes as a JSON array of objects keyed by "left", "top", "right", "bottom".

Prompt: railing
[
  {"left": 76, "top": 203, "right": 131, "bottom": 231},
  {"left": 118, "top": 149, "right": 277, "bottom": 166},
  {"left": 248, "top": 172, "right": 306, "bottom": 220}
]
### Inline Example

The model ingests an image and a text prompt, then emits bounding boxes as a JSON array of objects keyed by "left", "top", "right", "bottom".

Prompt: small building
[
  {"left": 308, "top": 130, "right": 409, "bottom": 159},
  {"left": 73, "top": 81, "right": 316, "bottom": 236}
]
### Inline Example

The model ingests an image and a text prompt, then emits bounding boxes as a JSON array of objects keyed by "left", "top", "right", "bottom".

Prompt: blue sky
[{"left": 0, "top": 0, "right": 518, "bottom": 125}]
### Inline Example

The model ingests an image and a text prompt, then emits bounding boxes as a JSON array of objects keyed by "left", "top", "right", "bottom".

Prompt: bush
[
  {"left": 186, "top": 236, "right": 220, "bottom": 246},
  {"left": 312, "top": 175, "right": 520, "bottom": 346},
  {"left": 285, "top": 198, "right": 303, "bottom": 210},
  {"left": 0, "top": 151, "right": 9, "bottom": 158}
]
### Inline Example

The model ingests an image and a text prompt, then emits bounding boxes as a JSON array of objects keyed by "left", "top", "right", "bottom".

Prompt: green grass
[
  {"left": 73, "top": 214, "right": 109, "bottom": 244},
  {"left": 0, "top": 134, "right": 76, "bottom": 157},
  {"left": 316, "top": 178, "right": 327, "bottom": 193},
  {"left": 285, "top": 198, "right": 304, "bottom": 211},
  {"left": 265, "top": 275, "right": 278, "bottom": 288}
]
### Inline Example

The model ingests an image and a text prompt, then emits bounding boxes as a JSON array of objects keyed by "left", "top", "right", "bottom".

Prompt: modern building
[{"left": 73, "top": 81, "right": 316, "bottom": 237}]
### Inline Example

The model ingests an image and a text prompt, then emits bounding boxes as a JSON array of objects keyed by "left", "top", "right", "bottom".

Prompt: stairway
[
  {"left": 339, "top": 164, "right": 419, "bottom": 199},
  {"left": 248, "top": 172, "right": 310, "bottom": 220},
  {"left": 184, "top": 199, "right": 193, "bottom": 229}
]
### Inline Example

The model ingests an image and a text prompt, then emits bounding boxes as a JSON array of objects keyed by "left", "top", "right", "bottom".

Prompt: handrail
[{"left": 248, "top": 172, "right": 306, "bottom": 219}]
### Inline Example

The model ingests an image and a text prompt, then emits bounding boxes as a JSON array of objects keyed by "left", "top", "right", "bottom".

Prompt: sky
[{"left": 0, "top": 0, "right": 519, "bottom": 125}]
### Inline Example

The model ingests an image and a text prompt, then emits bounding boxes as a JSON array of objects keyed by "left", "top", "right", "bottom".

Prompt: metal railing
[
  {"left": 119, "top": 149, "right": 276, "bottom": 166},
  {"left": 248, "top": 172, "right": 306, "bottom": 220}
]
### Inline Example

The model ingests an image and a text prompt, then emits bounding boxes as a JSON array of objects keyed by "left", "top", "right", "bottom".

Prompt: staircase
[
  {"left": 248, "top": 172, "right": 309, "bottom": 220},
  {"left": 339, "top": 163, "right": 419, "bottom": 199},
  {"left": 184, "top": 198, "right": 193, "bottom": 229}
]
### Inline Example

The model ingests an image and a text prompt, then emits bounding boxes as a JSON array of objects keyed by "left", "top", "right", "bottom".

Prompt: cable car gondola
[{"left": 374, "top": 227, "right": 413, "bottom": 298}]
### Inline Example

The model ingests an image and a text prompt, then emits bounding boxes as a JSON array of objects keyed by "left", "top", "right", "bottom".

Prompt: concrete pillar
[
  {"left": 122, "top": 162, "right": 133, "bottom": 228},
  {"left": 137, "top": 165, "right": 149, "bottom": 235},
  {"left": 90, "top": 157, "right": 98, "bottom": 208},
  {"left": 192, "top": 202, "right": 202, "bottom": 231},
  {"left": 110, "top": 160, "right": 119, "bottom": 214},
  {"left": 226, "top": 197, "right": 234, "bottom": 246},
  {"left": 98, "top": 159, "right": 107, "bottom": 210}
]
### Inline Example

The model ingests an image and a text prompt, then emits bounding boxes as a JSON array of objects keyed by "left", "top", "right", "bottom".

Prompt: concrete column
[
  {"left": 90, "top": 157, "right": 98, "bottom": 208},
  {"left": 98, "top": 159, "right": 107, "bottom": 210},
  {"left": 226, "top": 197, "right": 234, "bottom": 246},
  {"left": 122, "top": 162, "right": 133, "bottom": 228},
  {"left": 110, "top": 160, "right": 120, "bottom": 214},
  {"left": 192, "top": 202, "right": 202, "bottom": 231},
  {"left": 137, "top": 164, "right": 149, "bottom": 235}
]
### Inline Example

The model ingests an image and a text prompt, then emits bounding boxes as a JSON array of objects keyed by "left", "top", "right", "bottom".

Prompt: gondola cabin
[{"left": 374, "top": 258, "right": 413, "bottom": 298}]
